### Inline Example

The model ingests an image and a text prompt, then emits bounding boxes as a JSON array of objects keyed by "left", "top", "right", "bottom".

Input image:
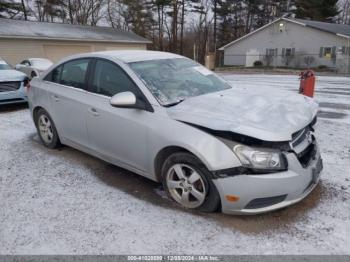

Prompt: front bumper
[
  {"left": 0, "top": 84, "right": 27, "bottom": 105},
  {"left": 213, "top": 142, "right": 323, "bottom": 215}
]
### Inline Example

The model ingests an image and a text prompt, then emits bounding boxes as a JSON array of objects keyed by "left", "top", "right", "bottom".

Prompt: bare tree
[
  {"left": 192, "top": 0, "right": 212, "bottom": 63},
  {"left": 61, "top": 0, "right": 105, "bottom": 25},
  {"left": 106, "top": 0, "right": 128, "bottom": 29},
  {"left": 21, "top": 0, "right": 28, "bottom": 19},
  {"left": 264, "top": 54, "right": 274, "bottom": 67},
  {"left": 340, "top": 0, "right": 350, "bottom": 24},
  {"left": 304, "top": 56, "right": 315, "bottom": 67}
]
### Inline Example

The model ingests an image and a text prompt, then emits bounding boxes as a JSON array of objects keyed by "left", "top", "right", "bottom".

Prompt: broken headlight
[{"left": 233, "top": 144, "right": 287, "bottom": 172}]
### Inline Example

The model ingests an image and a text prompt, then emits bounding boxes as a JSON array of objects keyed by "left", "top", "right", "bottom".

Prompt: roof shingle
[
  {"left": 0, "top": 18, "right": 151, "bottom": 44},
  {"left": 294, "top": 18, "right": 350, "bottom": 37}
]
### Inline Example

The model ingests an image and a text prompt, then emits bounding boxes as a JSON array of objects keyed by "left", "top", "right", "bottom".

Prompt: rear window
[
  {"left": 0, "top": 61, "right": 11, "bottom": 70},
  {"left": 44, "top": 59, "right": 89, "bottom": 90},
  {"left": 0, "top": 64, "right": 11, "bottom": 70}
]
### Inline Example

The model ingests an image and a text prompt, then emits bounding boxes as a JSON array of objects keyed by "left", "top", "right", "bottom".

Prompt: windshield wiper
[{"left": 164, "top": 98, "right": 186, "bottom": 107}]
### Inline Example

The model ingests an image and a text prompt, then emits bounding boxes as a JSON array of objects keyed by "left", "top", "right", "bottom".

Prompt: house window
[
  {"left": 282, "top": 48, "right": 295, "bottom": 57},
  {"left": 319, "top": 46, "right": 336, "bottom": 60},
  {"left": 266, "top": 48, "right": 277, "bottom": 57},
  {"left": 341, "top": 46, "right": 350, "bottom": 55},
  {"left": 324, "top": 47, "right": 332, "bottom": 58}
]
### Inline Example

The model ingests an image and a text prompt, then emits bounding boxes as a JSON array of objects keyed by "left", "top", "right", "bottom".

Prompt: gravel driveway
[{"left": 1, "top": 74, "right": 350, "bottom": 255}]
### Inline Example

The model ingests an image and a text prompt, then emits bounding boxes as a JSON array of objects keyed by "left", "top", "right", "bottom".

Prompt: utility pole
[
  {"left": 348, "top": 37, "right": 350, "bottom": 75},
  {"left": 213, "top": 0, "right": 217, "bottom": 52},
  {"left": 21, "top": 0, "right": 27, "bottom": 20}
]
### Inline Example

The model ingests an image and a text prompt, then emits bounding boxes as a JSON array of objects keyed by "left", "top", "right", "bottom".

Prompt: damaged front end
[
  {"left": 185, "top": 116, "right": 319, "bottom": 180},
  {"left": 196, "top": 116, "right": 323, "bottom": 214}
]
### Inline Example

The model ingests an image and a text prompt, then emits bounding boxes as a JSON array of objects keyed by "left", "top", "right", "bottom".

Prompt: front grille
[
  {"left": 291, "top": 127, "right": 310, "bottom": 148},
  {"left": 0, "top": 98, "right": 25, "bottom": 103},
  {"left": 291, "top": 124, "right": 317, "bottom": 168},
  {"left": 0, "top": 81, "right": 21, "bottom": 92},
  {"left": 298, "top": 142, "right": 316, "bottom": 167},
  {"left": 244, "top": 195, "right": 287, "bottom": 209}
]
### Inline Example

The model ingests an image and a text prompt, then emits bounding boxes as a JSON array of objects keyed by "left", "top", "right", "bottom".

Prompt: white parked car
[
  {"left": 27, "top": 50, "right": 323, "bottom": 215},
  {"left": 15, "top": 58, "right": 53, "bottom": 79},
  {"left": 0, "top": 58, "right": 29, "bottom": 105}
]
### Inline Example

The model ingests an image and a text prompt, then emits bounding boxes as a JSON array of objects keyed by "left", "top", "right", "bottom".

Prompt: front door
[{"left": 85, "top": 59, "right": 152, "bottom": 173}]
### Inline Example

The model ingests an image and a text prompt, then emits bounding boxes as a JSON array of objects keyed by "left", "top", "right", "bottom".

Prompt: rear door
[{"left": 44, "top": 58, "right": 93, "bottom": 149}]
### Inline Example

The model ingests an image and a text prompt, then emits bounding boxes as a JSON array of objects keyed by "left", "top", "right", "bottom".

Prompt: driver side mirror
[
  {"left": 110, "top": 91, "right": 154, "bottom": 112},
  {"left": 110, "top": 91, "right": 137, "bottom": 108}
]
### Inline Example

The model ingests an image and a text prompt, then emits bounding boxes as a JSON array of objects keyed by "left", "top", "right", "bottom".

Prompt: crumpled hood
[
  {"left": 0, "top": 70, "right": 27, "bottom": 81},
  {"left": 167, "top": 87, "right": 318, "bottom": 142}
]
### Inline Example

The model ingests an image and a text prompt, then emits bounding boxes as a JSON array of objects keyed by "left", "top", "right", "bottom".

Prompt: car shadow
[
  {"left": 28, "top": 132, "right": 329, "bottom": 234},
  {"left": 0, "top": 103, "right": 28, "bottom": 113}
]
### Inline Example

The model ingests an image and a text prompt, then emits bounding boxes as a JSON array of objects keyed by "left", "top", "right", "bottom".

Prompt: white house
[{"left": 219, "top": 18, "right": 350, "bottom": 73}]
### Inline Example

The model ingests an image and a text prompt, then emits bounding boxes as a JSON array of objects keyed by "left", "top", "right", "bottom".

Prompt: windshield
[
  {"left": 129, "top": 58, "right": 231, "bottom": 105},
  {"left": 31, "top": 59, "right": 52, "bottom": 67},
  {"left": 0, "top": 62, "right": 12, "bottom": 70}
]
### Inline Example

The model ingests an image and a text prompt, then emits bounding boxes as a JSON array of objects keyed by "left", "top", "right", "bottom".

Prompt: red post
[{"left": 299, "top": 70, "right": 316, "bottom": 98}]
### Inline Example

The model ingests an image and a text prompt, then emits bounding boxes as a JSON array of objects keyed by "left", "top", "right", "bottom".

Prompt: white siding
[{"left": 223, "top": 20, "right": 349, "bottom": 71}]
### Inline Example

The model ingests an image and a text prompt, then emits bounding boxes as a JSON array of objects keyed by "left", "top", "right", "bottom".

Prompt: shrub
[
  {"left": 304, "top": 56, "right": 315, "bottom": 67},
  {"left": 253, "top": 60, "right": 263, "bottom": 67},
  {"left": 318, "top": 65, "right": 328, "bottom": 70}
]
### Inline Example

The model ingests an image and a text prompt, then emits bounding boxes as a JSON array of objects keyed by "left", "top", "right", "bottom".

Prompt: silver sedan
[
  {"left": 0, "top": 59, "right": 28, "bottom": 105},
  {"left": 27, "top": 50, "right": 323, "bottom": 215}
]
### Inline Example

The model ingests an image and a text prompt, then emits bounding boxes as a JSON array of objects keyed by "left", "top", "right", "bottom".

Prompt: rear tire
[
  {"left": 34, "top": 109, "right": 61, "bottom": 149},
  {"left": 161, "top": 152, "right": 221, "bottom": 212}
]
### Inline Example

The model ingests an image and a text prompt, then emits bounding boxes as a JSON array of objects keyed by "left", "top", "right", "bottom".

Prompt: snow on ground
[{"left": 0, "top": 74, "right": 350, "bottom": 255}]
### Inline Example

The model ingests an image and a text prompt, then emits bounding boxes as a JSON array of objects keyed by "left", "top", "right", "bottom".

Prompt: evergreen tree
[
  {"left": 216, "top": 0, "right": 245, "bottom": 47},
  {"left": 295, "top": 0, "right": 339, "bottom": 21},
  {"left": 122, "top": 0, "right": 155, "bottom": 39}
]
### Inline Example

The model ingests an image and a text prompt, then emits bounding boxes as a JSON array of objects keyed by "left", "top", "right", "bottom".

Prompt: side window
[
  {"left": 92, "top": 60, "right": 139, "bottom": 97},
  {"left": 60, "top": 59, "right": 89, "bottom": 89},
  {"left": 43, "top": 65, "right": 63, "bottom": 83},
  {"left": 52, "top": 66, "right": 63, "bottom": 83},
  {"left": 44, "top": 65, "right": 63, "bottom": 83}
]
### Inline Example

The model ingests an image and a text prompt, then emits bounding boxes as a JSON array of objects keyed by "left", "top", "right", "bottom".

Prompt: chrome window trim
[{"left": 43, "top": 80, "right": 90, "bottom": 94}]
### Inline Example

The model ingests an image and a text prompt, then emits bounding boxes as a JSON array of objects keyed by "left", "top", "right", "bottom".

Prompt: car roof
[
  {"left": 90, "top": 50, "right": 185, "bottom": 63},
  {"left": 0, "top": 59, "right": 8, "bottom": 64},
  {"left": 29, "top": 58, "right": 52, "bottom": 61}
]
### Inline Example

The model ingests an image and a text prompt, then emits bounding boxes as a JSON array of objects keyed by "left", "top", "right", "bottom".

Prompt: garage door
[{"left": 43, "top": 45, "right": 92, "bottom": 63}]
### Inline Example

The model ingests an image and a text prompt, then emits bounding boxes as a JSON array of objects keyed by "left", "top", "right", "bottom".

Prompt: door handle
[
  {"left": 88, "top": 108, "right": 99, "bottom": 116},
  {"left": 52, "top": 95, "right": 59, "bottom": 102}
]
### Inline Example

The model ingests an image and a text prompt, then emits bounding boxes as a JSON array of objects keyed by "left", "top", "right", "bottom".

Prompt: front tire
[
  {"left": 161, "top": 152, "right": 221, "bottom": 212},
  {"left": 34, "top": 109, "right": 61, "bottom": 149}
]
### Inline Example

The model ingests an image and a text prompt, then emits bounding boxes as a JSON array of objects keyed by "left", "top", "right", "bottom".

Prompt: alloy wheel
[
  {"left": 38, "top": 115, "right": 53, "bottom": 144},
  {"left": 166, "top": 163, "right": 206, "bottom": 208}
]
